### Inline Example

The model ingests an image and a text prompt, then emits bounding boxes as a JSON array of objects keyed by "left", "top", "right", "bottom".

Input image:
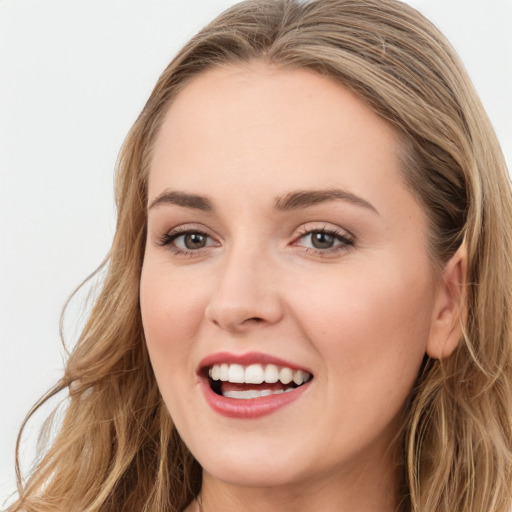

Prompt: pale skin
[{"left": 140, "top": 62, "right": 466, "bottom": 512}]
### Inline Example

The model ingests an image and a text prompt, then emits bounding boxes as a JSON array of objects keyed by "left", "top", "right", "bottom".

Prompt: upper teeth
[{"left": 208, "top": 363, "right": 311, "bottom": 386}]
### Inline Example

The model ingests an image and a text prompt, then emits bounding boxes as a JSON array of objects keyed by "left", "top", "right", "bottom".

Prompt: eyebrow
[
  {"left": 148, "top": 190, "right": 214, "bottom": 212},
  {"left": 147, "top": 188, "right": 378, "bottom": 215},
  {"left": 274, "top": 189, "right": 379, "bottom": 214}
]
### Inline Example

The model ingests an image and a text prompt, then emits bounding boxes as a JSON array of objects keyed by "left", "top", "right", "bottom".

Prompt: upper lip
[{"left": 197, "top": 351, "right": 313, "bottom": 375}]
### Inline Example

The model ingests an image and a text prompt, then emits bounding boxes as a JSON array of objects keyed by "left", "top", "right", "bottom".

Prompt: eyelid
[
  {"left": 294, "top": 222, "right": 354, "bottom": 240},
  {"left": 292, "top": 223, "right": 355, "bottom": 254},
  {"left": 156, "top": 224, "right": 220, "bottom": 255},
  {"left": 154, "top": 222, "right": 355, "bottom": 258}
]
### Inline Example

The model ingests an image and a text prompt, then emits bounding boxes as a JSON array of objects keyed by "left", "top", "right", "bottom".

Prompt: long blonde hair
[{"left": 11, "top": 1, "right": 512, "bottom": 511}]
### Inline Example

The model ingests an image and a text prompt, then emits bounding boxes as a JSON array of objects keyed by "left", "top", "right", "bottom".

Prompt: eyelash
[
  {"left": 294, "top": 226, "right": 355, "bottom": 255},
  {"left": 157, "top": 226, "right": 214, "bottom": 257},
  {"left": 157, "top": 226, "right": 355, "bottom": 257}
]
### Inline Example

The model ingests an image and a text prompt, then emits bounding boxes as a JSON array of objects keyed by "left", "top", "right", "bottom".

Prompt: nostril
[{"left": 205, "top": 293, "right": 283, "bottom": 330}]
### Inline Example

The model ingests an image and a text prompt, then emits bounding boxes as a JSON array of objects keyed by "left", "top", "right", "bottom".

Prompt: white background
[{"left": 1, "top": 0, "right": 511, "bottom": 506}]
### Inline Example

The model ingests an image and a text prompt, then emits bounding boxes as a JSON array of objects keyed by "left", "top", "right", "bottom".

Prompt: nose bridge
[{"left": 205, "top": 237, "right": 282, "bottom": 331}]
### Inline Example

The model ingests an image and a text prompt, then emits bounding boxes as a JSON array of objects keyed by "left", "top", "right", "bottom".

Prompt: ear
[{"left": 426, "top": 244, "right": 467, "bottom": 359}]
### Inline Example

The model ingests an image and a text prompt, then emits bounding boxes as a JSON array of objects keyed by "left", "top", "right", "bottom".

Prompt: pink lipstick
[{"left": 197, "top": 352, "right": 313, "bottom": 419}]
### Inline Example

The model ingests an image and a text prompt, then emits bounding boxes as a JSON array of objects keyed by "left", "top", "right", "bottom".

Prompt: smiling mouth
[{"left": 207, "top": 363, "right": 313, "bottom": 399}]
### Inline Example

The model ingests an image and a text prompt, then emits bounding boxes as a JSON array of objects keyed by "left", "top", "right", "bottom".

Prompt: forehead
[{"left": 148, "top": 62, "right": 412, "bottom": 218}]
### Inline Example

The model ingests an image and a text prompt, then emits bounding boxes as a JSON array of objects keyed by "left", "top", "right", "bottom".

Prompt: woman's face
[{"left": 141, "top": 63, "right": 439, "bottom": 497}]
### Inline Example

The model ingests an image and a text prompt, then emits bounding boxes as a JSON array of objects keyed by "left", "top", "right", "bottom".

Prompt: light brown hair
[{"left": 10, "top": 1, "right": 512, "bottom": 511}]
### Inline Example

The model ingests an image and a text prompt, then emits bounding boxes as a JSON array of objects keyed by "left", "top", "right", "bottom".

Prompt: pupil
[
  {"left": 312, "top": 232, "right": 334, "bottom": 249},
  {"left": 185, "top": 233, "right": 206, "bottom": 249}
]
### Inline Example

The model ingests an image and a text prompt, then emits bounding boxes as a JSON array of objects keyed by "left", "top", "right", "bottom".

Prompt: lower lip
[{"left": 199, "top": 378, "right": 310, "bottom": 419}]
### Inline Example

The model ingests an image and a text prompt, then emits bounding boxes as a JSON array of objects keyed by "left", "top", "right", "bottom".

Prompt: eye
[
  {"left": 295, "top": 227, "right": 354, "bottom": 253},
  {"left": 158, "top": 227, "right": 219, "bottom": 254},
  {"left": 307, "top": 231, "right": 338, "bottom": 249},
  {"left": 175, "top": 232, "right": 209, "bottom": 250}
]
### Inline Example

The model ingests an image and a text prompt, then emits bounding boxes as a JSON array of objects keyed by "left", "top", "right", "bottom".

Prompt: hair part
[{"left": 11, "top": 1, "right": 512, "bottom": 511}]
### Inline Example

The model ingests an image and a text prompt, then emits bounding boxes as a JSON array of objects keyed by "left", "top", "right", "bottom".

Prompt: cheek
[
  {"left": 290, "top": 259, "right": 434, "bottom": 402},
  {"left": 139, "top": 259, "right": 208, "bottom": 375}
]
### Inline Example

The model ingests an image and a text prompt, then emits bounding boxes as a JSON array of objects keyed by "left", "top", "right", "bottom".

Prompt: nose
[{"left": 204, "top": 246, "right": 284, "bottom": 332}]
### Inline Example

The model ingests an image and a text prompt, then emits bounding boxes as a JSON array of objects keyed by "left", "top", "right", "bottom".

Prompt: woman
[{"left": 10, "top": 0, "right": 512, "bottom": 511}]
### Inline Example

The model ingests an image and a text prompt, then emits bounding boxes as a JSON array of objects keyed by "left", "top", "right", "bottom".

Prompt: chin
[
  {"left": 202, "top": 458, "right": 305, "bottom": 489},
  {"left": 191, "top": 437, "right": 311, "bottom": 489}
]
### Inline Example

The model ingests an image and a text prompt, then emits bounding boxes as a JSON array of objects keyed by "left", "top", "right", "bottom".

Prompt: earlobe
[{"left": 426, "top": 243, "right": 468, "bottom": 360}]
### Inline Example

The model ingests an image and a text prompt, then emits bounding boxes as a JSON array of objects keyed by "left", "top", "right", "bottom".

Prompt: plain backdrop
[{"left": 1, "top": 0, "right": 511, "bottom": 505}]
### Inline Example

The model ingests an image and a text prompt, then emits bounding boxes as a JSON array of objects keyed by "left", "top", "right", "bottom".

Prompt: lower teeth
[{"left": 223, "top": 388, "right": 295, "bottom": 399}]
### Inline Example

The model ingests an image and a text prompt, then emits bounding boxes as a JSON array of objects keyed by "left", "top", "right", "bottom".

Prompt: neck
[{"left": 188, "top": 455, "right": 401, "bottom": 512}]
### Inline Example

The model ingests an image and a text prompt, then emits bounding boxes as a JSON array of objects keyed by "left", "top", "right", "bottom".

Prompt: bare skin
[{"left": 141, "top": 62, "right": 465, "bottom": 512}]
